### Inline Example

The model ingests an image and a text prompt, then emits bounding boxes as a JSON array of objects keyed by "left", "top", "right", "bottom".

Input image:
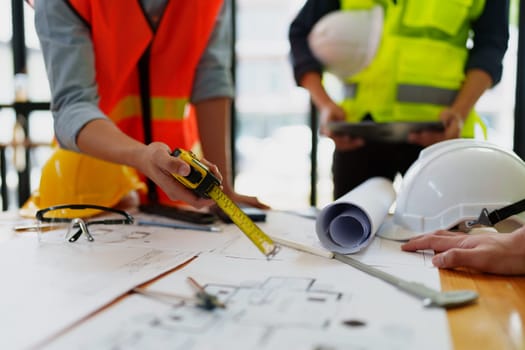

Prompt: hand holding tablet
[{"left": 327, "top": 121, "right": 444, "bottom": 143}]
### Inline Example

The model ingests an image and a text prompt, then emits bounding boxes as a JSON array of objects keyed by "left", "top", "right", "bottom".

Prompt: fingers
[
  {"left": 442, "top": 110, "right": 463, "bottom": 140},
  {"left": 407, "top": 130, "right": 444, "bottom": 147},
  {"left": 432, "top": 248, "right": 490, "bottom": 272},
  {"left": 142, "top": 144, "right": 268, "bottom": 211},
  {"left": 199, "top": 158, "right": 223, "bottom": 183},
  {"left": 403, "top": 237, "right": 479, "bottom": 270},
  {"left": 407, "top": 108, "right": 464, "bottom": 146},
  {"left": 235, "top": 194, "right": 271, "bottom": 210},
  {"left": 319, "top": 103, "right": 346, "bottom": 136},
  {"left": 222, "top": 186, "right": 271, "bottom": 210},
  {"left": 166, "top": 157, "right": 190, "bottom": 176},
  {"left": 142, "top": 143, "right": 218, "bottom": 208},
  {"left": 157, "top": 179, "right": 213, "bottom": 209},
  {"left": 332, "top": 135, "right": 365, "bottom": 151},
  {"left": 153, "top": 170, "right": 214, "bottom": 208},
  {"left": 432, "top": 230, "right": 467, "bottom": 237},
  {"left": 401, "top": 231, "right": 468, "bottom": 253},
  {"left": 403, "top": 231, "right": 500, "bottom": 273},
  {"left": 402, "top": 230, "right": 458, "bottom": 242},
  {"left": 147, "top": 143, "right": 190, "bottom": 176},
  {"left": 317, "top": 104, "right": 366, "bottom": 151}
]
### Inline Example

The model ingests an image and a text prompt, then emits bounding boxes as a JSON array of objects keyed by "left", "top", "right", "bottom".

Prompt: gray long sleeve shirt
[{"left": 35, "top": 0, "right": 234, "bottom": 151}]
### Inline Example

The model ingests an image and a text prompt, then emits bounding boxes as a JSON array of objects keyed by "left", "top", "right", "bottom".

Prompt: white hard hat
[
  {"left": 382, "top": 139, "right": 525, "bottom": 240},
  {"left": 307, "top": 6, "right": 383, "bottom": 79}
]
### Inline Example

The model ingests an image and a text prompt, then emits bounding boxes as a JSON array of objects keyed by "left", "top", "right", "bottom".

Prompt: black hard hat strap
[{"left": 486, "top": 198, "right": 525, "bottom": 225}]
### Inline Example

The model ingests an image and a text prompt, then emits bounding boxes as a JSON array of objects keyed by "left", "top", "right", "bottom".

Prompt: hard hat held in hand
[
  {"left": 383, "top": 139, "right": 525, "bottom": 240},
  {"left": 21, "top": 148, "right": 146, "bottom": 218},
  {"left": 308, "top": 6, "right": 383, "bottom": 79}
]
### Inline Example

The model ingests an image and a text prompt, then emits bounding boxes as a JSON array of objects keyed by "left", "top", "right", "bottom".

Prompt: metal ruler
[
  {"left": 333, "top": 253, "right": 478, "bottom": 308},
  {"left": 171, "top": 148, "right": 279, "bottom": 258}
]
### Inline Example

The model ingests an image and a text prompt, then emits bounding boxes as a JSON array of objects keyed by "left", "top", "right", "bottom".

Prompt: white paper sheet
[
  {"left": 1, "top": 209, "right": 445, "bottom": 349},
  {"left": 0, "top": 210, "right": 280, "bottom": 349},
  {"left": 43, "top": 249, "right": 449, "bottom": 350},
  {"left": 0, "top": 232, "right": 194, "bottom": 349},
  {"left": 316, "top": 177, "right": 396, "bottom": 253}
]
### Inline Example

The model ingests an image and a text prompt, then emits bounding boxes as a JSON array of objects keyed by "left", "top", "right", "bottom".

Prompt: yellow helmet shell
[{"left": 21, "top": 148, "right": 146, "bottom": 218}]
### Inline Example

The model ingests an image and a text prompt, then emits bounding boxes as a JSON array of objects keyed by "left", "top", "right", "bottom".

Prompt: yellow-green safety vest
[{"left": 339, "top": 0, "right": 486, "bottom": 137}]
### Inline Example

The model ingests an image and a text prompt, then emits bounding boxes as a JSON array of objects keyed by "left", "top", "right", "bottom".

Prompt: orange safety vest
[{"left": 67, "top": 0, "right": 223, "bottom": 205}]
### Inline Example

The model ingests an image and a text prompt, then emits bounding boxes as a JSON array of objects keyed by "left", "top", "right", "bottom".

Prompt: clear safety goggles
[{"left": 35, "top": 204, "right": 134, "bottom": 243}]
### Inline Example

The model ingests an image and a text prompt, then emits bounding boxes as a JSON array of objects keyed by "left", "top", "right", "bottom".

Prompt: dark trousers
[{"left": 331, "top": 142, "right": 424, "bottom": 199}]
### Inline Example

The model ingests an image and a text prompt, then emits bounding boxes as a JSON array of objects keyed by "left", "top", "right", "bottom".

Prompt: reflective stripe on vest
[
  {"left": 66, "top": 0, "right": 224, "bottom": 205},
  {"left": 345, "top": 83, "right": 458, "bottom": 106},
  {"left": 338, "top": 0, "right": 486, "bottom": 138},
  {"left": 397, "top": 85, "right": 457, "bottom": 106},
  {"left": 109, "top": 96, "right": 190, "bottom": 124}
]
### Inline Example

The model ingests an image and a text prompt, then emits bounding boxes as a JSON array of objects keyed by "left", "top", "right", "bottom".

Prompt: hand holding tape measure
[{"left": 171, "top": 148, "right": 279, "bottom": 259}]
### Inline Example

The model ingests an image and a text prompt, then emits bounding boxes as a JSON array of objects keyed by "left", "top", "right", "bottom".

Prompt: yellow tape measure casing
[
  {"left": 171, "top": 149, "right": 220, "bottom": 198},
  {"left": 171, "top": 149, "right": 279, "bottom": 258}
]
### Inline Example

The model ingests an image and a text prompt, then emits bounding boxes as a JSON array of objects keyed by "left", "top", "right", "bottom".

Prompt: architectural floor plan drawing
[
  {"left": 44, "top": 251, "right": 450, "bottom": 350},
  {"left": 44, "top": 276, "right": 405, "bottom": 350},
  {"left": 3, "top": 211, "right": 448, "bottom": 349}
]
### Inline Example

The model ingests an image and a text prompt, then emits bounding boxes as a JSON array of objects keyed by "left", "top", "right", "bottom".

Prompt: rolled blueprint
[{"left": 315, "top": 177, "right": 395, "bottom": 254}]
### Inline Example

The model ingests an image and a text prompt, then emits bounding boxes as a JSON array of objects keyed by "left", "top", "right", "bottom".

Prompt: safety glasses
[{"left": 35, "top": 204, "right": 134, "bottom": 243}]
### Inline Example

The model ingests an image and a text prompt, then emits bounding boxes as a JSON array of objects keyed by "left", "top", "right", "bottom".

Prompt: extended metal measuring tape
[{"left": 171, "top": 148, "right": 279, "bottom": 258}]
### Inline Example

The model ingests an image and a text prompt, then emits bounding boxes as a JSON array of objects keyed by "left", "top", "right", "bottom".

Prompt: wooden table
[{"left": 441, "top": 269, "right": 525, "bottom": 349}]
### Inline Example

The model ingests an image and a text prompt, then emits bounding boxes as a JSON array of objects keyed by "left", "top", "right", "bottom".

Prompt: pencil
[
  {"left": 268, "top": 235, "right": 334, "bottom": 259},
  {"left": 137, "top": 220, "right": 221, "bottom": 232}
]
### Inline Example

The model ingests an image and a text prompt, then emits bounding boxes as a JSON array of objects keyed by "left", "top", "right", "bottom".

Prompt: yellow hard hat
[
  {"left": 21, "top": 148, "right": 147, "bottom": 218},
  {"left": 308, "top": 6, "right": 384, "bottom": 79}
]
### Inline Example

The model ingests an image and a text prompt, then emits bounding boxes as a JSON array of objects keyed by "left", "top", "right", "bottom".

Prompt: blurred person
[
  {"left": 32, "top": 0, "right": 268, "bottom": 210},
  {"left": 289, "top": 0, "right": 509, "bottom": 199}
]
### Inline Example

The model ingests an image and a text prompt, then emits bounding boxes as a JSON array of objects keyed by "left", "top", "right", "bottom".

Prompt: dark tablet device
[
  {"left": 327, "top": 121, "right": 445, "bottom": 143},
  {"left": 139, "top": 203, "right": 218, "bottom": 225}
]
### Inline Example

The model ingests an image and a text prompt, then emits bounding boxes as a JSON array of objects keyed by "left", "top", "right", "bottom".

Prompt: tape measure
[{"left": 171, "top": 148, "right": 279, "bottom": 258}]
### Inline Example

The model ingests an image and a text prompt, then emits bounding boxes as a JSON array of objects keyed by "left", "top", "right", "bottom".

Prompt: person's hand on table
[
  {"left": 319, "top": 102, "right": 364, "bottom": 151},
  {"left": 401, "top": 227, "right": 525, "bottom": 275},
  {"left": 209, "top": 184, "right": 270, "bottom": 221},
  {"left": 222, "top": 185, "right": 271, "bottom": 210},
  {"left": 136, "top": 142, "right": 219, "bottom": 209},
  {"left": 408, "top": 108, "right": 463, "bottom": 147}
]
